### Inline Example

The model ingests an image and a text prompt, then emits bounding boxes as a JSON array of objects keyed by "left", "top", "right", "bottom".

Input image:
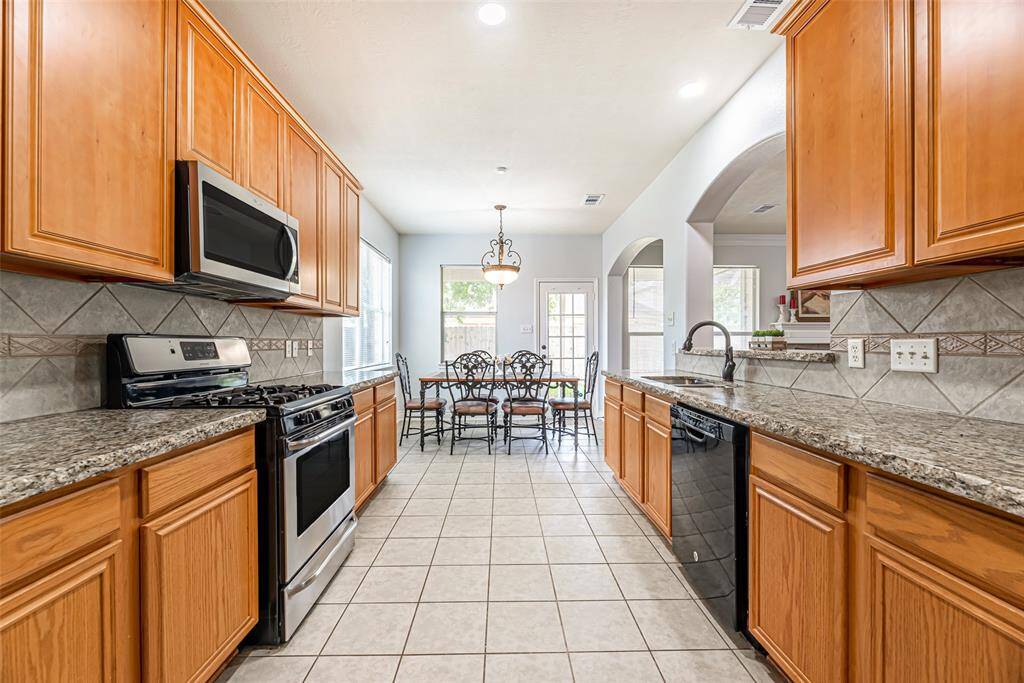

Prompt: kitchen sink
[{"left": 642, "top": 375, "right": 719, "bottom": 387}]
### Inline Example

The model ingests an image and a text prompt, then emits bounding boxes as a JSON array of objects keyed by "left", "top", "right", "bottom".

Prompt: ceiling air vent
[
  {"left": 727, "top": 0, "right": 788, "bottom": 30},
  {"left": 751, "top": 203, "right": 779, "bottom": 214},
  {"left": 582, "top": 194, "right": 605, "bottom": 206}
]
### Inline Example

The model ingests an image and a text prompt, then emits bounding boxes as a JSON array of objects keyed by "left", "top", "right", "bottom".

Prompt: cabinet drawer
[
  {"left": 374, "top": 380, "right": 396, "bottom": 404},
  {"left": 751, "top": 433, "right": 845, "bottom": 512},
  {"left": 139, "top": 430, "right": 254, "bottom": 518},
  {"left": 622, "top": 385, "right": 644, "bottom": 412},
  {"left": 866, "top": 474, "right": 1024, "bottom": 602},
  {"left": 605, "top": 379, "right": 622, "bottom": 402},
  {"left": 353, "top": 388, "right": 374, "bottom": 414},
  {"left": 0, "top": 480, "right": 120, "bottom": 586},
  {"left": 644, "top": 394, "right": 671, "bottom": 428}
]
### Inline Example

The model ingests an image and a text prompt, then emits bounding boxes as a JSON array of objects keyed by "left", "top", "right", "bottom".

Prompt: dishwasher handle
[{"left": 671, "top": 405, "right": 735, "bottom": 442}]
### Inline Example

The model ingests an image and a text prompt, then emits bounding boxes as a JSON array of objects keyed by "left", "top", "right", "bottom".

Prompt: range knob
[{"left": 294, "top": 412, "right": 314, "bottom": 427}]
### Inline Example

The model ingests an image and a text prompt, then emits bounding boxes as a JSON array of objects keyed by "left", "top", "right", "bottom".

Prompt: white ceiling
[
  {"left": 205, "top": 1, "right": 781, "bottom": 234},
  {"left": 713, "top": 151, "right": 786, "bottom": 234}
]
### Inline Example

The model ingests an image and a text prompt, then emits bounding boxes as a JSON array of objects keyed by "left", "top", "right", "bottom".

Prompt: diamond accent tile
[
  {"left": 54, "top": 289, "right": 141, "bottom": 335},
  {"left": 0, "top": 271, "right": 100, "bottom": 332},
  {"left": 0, "top": 291, "right": 45, "bottom": 335},
  {"left": 108, "top": 284, "right": 181, "bottom": 332},
  {"left": 986, "top": 334, "right": 1024, "bottom": 355},
  {"left": 155, "top": 299, "right": 208, "bottom": 336},
  {"left": 916, "top": 279, "right": 1024, "bottom": 333}
]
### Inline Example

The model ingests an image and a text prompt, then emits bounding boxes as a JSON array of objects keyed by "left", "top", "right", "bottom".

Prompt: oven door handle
[
  {"left": 285, "top": 525, "right": 350, "bottom": 596},
  {"left": 286, "top": 415, "right": 356, "bottom": 451}
]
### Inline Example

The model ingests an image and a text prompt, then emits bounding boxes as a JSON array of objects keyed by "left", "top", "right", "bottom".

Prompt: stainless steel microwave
[{"left": 172, "top": 160, "right": 300, "bottom": 301}]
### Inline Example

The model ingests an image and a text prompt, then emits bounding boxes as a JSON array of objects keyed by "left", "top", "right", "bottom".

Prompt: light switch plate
[
  {"left": 284, "top": 341, "right": 291, "bottom": 358},
  {"left": 891, "top": 338, "right": 937, "bottom": 373},
  {"left": 307, "top": 340, "right": 314, "bottom": 357},
  {"left": 847, "top": 338, "right": 865, "bottom": 369}
]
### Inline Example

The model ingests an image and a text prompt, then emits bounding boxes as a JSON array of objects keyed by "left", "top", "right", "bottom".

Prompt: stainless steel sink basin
[{"left": 641, "top": 375, "right": 719, "bottom": 387}]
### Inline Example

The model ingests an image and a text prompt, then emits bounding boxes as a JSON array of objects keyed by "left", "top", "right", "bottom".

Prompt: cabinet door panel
[
  {"left": 0, "top": 541, "right": 121, "bottom": 682},
  {"left": 786, "top": 0, "right": 912, "bottom": 287},
  {"left": 375, "top": 399, "right": 398, "bottom": 482},
  {"left": 321, "top": 157, "right": 346, "bottom": 313},
  {"left": 244, "top": 77, "right": 284, "bottom": 206},
  {"left": 141, "top": 471, "right": 258, "bottom": 683},
  {"left": 604, "top": 398, "right": 622, "bottom": 478},
  {"left": 642, "top": 418, "right": 671, "bottom": 538},
  {"left": 178, "top": 3, "right": 241, "bottom": 179},
  {"left": 749, "top": 475, "right": 846, "bottom": 682},
  {"left": 344, "top": 181, "right": 361, "bottom": 314},
  {"left": 868, "top": 537, "right": 1024, "bottom": 681},
  {"left": 4, "top": 0, "right": 174, "bottom": 280},
  {"left": 354, "top": 412, "right": 376, "bottom": 508},
  {"left": 913, "top": 0, "right": 1024, "bottom": 262},
  {"left": 620, "top": 407, "right": 644, "bottom": 503},
  {"left": 284, "top": 120, "right": 321, "bottom": 306}
]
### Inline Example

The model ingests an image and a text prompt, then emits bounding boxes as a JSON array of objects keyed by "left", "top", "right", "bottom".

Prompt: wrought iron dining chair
[
  {"left": 470, "top": 349, "right": 494, "bottom": 364},
  {"left": 445, "top": 351, "right": 499, "bottom": 454},
  {"left": 502, "top": 351, "right": 552, "bottom": 454},
  {"left": 548, "top": 351, "right": 599, "bottom": 442},
  {"left": 396, "top": 353, "right": 446, "bottom": 448}
]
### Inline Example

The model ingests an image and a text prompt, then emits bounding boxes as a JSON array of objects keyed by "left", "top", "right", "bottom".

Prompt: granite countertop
[
  {"left": 0, "top": 408, "right": 265, "bottom": 508},
  {"left": 682, "top": 347, "right": 835, "bottom": 363},
  {"left": 265, "top": 368, "right": 398, "bottom": 394},
  {"left": 604, "top": 368, "right": 1024, "bottom": 518}
]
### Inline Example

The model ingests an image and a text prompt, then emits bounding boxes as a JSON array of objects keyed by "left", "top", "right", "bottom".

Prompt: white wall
[
  {"left": 600, "top": 46, "right": 786, "bottom": 371},
  {"left": 713, "top": 236, "right": 787, "bottom": 333},
  {"left": 323, "top": 198, "right": 401, "bottom": 371},
  {"left": 398, "top": 233, "right": 603, "bottom": 383}
]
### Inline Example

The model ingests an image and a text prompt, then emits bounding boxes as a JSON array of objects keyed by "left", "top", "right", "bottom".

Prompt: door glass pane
[
  {"left": 548, "top": 315, "right": 560, "bottom": 337},
  {"left": 548, "top": 294, "right": 560, "bottom": 314}
]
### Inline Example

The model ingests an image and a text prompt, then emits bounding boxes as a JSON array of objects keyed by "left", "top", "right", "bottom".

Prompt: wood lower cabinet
[
  {"left": 0, "top": 541, "right": 122, "bottom": 682},
  {"left": 141, "top": 470, "right": 258, "bottom": 682},
  {"left": 911, "top": 0, "right": 1024, "bottom": 264},
  {"left": 620, "top": 406, "right": 645, "bottom": 503},
  {"left": 642, "top": 417, "right": 672, "bottom": 538},
  {"left": 2, "top": 0, "right": 175, "bottom": 281},
  {"left": 0, "top": 428, "right": 257, "bottom": 683},
  {"left": 375, "top": 398, "right": 398, "bottom": 483},
  {"left": 603, "top": 395, "right": 622, "bottom": 478},
  {"left": 353, "top": 407, "right": 376, "bottom": 509},
  {"left": 749, "top": 474, "right": 847, "bottom": 683}
]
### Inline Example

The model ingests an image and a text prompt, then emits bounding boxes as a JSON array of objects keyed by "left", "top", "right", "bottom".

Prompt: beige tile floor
[{"left": 219, "top": 421, "right": 783, "bottom": 682}]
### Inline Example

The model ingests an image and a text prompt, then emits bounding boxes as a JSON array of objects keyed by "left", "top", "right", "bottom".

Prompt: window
[
  {"left": 342, "top": 241, "right": 392, "bottom": 371},
  {"left": 626, "top": 266, "right": 663, "bottom": 371},
  {"left": 713, "top": 266, "right": 759, "bottom": 348},
  {"left": 441, "top": 266, "right": 497, "bottom": 361}
]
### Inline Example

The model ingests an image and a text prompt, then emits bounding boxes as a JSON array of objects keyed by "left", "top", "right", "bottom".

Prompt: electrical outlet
[
  {"left": 847, "top": 338, "right": 865, "bottom": 368},
  {"left": 891, "top": 338, "right": 937, "bottom": 373}
]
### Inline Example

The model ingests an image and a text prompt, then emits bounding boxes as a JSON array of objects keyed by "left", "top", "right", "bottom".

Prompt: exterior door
[{"left": 537, "top": 281, "right": 597, "bottom": 380}]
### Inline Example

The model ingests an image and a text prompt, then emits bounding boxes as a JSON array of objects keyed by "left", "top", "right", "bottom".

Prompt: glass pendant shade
[{"left": 480, "top": 204, "right": 521, "bottom": 289}]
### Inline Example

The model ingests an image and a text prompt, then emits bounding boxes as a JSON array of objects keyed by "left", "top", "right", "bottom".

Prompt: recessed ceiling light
[
  {"left": 495, "top": 165, "right": 509, "bottom": 174},
  {"left": 677, "top": 81, "right": 706, "bottom": 98},
  {"left": 478, "top": 3, "right": 507, "bottom": 25}
]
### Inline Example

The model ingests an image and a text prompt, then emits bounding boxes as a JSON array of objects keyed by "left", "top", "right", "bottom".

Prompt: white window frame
[
  {"left": 712, "top": 264, "right": 760, "bottom": 340},
  {"left": 624, "top": 265, "right": 664, "bottom": 369},
  {"left": 440, "top": 264, "right": 498, "bottom": 363},
  {"left": 341, "top": 240, "right": 392, "bottom": 372}
]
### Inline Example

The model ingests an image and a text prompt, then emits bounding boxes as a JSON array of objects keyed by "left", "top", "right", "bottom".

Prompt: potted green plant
[{"left": 750, "top": 329, "right": 786, "bottom": 351}]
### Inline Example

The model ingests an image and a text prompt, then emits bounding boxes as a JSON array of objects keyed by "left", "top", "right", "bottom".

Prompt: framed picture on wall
[{"left": 796, "top": 289, "right": 830, "bottom": 321}]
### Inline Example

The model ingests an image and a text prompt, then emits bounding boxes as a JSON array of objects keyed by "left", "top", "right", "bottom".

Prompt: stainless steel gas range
[{"left": 106, "top": 334, "right": 357, "bottom": 644}]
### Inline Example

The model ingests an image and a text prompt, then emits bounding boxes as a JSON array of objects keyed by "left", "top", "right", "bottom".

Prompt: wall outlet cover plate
[
  {"left": 847, "top": 338, "right": 865, "bottom": 369},
  {"left": 890, "top": 338, "right": 938, "bottom": 373}
]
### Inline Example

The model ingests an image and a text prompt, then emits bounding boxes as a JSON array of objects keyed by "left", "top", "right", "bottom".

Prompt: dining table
[{"left": 416, "top": 370, "right": 583, "bottom": 451}]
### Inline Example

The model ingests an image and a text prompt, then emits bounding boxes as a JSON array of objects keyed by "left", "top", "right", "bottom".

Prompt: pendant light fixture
[{"left": 480, "top": 204, "right": 521, "bottom": 288}]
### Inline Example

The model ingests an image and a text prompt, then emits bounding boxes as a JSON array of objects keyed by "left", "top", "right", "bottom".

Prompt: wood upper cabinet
[
  {"left": 141, "top": 470, "right": 258, "bottom": 683},
  {"left": 242, "top": 75, "right": 285, "bottom": 206},
  {"left": 344, "top": 179, "right": 362, "bottom": 315},
  {"left": 321, "top": 156, "right": 346, "bottom": 314},
  {"left": 375, "top": 398, "right": 398, "bottom": 482},
  {"left": 749, "top": 474, "right": 847, "bottom": 683},
  {"left": 620, "top": 406, "right": 645, "bottom": 503},
  {"left": 2, "top": 0, "right": 175, "bottom": 281},
  {"left": 642, "top": 417, "right": 672, "bottom": 538},
  {"left": 0, "top": 541, "right": 123, "bottom": 682},
  {"left": 781, "top": 0, "right": 912, "bottom": 288},
  {"left": 177, "top": 1, "right": 242, "bottom": 180},
  {"left": 604, "top": 396, "right": 622, "bottom": 478},
  {"left": 284, "top": 119, "right": 322, "bottom": 307},
  {"left": 912, "top": 0, "right": 1024, "bottom": 263}
]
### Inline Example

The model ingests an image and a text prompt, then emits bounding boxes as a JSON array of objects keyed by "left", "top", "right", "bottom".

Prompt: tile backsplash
[
  {"left": 0, "top": 271, "right": 324, "bottom": 422},
  {"left": 678, "top": 267, "right": 1024, "bottom": 425}
]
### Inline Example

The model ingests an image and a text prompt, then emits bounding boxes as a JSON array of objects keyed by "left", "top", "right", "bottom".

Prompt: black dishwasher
[{"left": 669, "top": 403, "right": 753, "bottom": 646}]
